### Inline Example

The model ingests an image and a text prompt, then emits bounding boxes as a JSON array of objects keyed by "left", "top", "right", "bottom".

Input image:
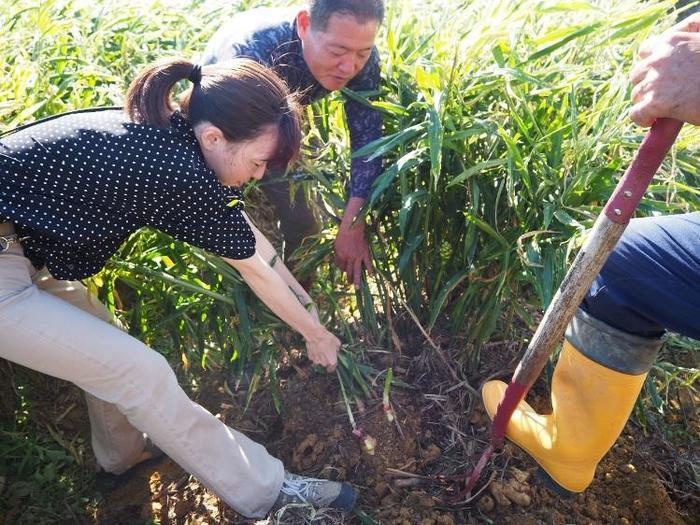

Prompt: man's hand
[
  {"left": 334, "top": 220, "right": 373, "bottom": 288},
  {"left": 305, "top": 327, "right": 340, "bottom": 373},
  {"left": 630, "top": 13, "right": 700, "bottom": 127},
  {"left": 334, "top": 197, "right": 374, "bottom": 288}
]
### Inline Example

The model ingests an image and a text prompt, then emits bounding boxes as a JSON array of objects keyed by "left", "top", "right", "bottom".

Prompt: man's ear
[
  {"left": 296, "top": 9, "right": 312, "bottom": 39},
  {"left": 197, "top": 124, "right": 225, "bottom": 152}
]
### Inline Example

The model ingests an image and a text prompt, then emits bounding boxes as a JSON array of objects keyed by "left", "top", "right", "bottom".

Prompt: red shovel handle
[{"left": 604, "top": 118, "right": 684, "bottom": 224}]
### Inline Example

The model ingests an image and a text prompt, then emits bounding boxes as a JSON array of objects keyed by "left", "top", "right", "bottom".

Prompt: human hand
[
  {"left": 304, "top": 327, "right": 340, "bottom": 372},
  {"left": 630, "top": 13, "right": 700, "bottom": 126},
  {"left": 334, "top": 220, "right": 374, "bottom": 288}
]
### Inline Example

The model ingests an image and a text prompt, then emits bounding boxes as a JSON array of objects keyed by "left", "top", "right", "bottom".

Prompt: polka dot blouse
[{"left": 0, "top": 108, "right": 256, "bottom": 280}]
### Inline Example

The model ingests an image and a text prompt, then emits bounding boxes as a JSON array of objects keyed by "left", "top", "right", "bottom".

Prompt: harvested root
[{"left": 489, "top": 476, "right": 532, "bottom": 507}]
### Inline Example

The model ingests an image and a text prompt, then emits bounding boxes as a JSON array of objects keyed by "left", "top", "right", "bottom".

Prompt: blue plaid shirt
[{"left": 203, "top": 7, "right": 382, "bottom": 199}]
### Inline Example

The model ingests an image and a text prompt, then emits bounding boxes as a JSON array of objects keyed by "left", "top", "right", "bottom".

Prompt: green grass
[
  {"left": 0, "top": 431, "right": 95, "bottom": 523},
  {"left": 0, "top": 0, "right": 699, "bottom": 521},
  {"left": 0, "top": 363, "right": 98, "bottom": 524},
  {"left": 305, "top": 0, "right": 700, "bottom": 356}
]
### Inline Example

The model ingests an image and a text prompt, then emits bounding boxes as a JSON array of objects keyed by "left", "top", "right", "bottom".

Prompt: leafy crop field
[{"left": 0, "top": 0, "right": 698, "bottom": 523}]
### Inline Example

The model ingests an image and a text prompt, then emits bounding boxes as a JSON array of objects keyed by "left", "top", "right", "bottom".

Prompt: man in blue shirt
[{"left": 203, "top": 0, "right": 384, "bottom": 288}]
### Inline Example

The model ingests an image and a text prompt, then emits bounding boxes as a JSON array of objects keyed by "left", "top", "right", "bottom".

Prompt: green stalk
[{"left": 383, "top": 367, "right": 395, "bottom": 423}]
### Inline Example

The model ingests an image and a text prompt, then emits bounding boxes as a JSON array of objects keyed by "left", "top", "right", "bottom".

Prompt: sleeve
[
  {"left": 344, "top": 47, "right": 383, "bottom": 199},
  {"left": 153, "top": 186, "right": 257, "bottom": 260},
  {"left": 201, "top": 16, "right": 278, "bottom": 67}
]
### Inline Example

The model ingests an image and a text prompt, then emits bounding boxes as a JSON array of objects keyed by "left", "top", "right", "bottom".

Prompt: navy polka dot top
[{"left": 0, "top": 108, "right": 256, "bottom": 280}]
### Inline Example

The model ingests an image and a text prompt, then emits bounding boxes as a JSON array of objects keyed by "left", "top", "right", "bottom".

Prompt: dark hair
[
  {"left": 125, "top": 57, "right": 302, "bottom": 170},
  {"left": 309, "top": 0, "right": 384, "bottom": 30}
]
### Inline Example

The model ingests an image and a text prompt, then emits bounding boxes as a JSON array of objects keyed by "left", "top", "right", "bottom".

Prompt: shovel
[{"left": 456, "top": 117, "right": 684, "bottom": 500}]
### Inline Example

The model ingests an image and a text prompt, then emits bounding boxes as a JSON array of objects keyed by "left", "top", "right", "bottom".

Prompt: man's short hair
[{"left": 308, "top": 0, "right": 385, "bottom": 30}]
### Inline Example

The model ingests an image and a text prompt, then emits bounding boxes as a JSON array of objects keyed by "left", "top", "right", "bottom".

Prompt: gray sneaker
[{"left": 270, "top": 472, "right": 356, "bottom": 513}]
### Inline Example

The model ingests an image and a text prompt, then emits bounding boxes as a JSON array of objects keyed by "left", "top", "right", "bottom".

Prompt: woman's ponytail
[
  {"left": 125, "top": 57, "right": 302, "bottom": 170},
  {"left": 125, "top": 57, "right": 195, "bottom": 127}
]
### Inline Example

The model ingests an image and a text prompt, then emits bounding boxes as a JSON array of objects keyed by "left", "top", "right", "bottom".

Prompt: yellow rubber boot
[{"left": 482, "top": 340, "right": 648, "bottom": 493}]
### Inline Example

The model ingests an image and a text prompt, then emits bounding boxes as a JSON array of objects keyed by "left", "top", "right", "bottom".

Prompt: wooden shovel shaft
[
  {"left": 488, "top": 118, "right": 683, "bottom": 446},
  {"left": 512, "top": 118, "right": 682, "bottom": 388}
]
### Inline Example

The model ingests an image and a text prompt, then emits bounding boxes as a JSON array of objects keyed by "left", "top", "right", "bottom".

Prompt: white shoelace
[{"left": 280, "top": 476, "right": 318, "bottom": 503}]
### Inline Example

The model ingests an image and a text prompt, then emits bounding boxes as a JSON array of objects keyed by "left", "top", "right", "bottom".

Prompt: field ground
[{"left": 1, "top": 328, "right": 697, "bottom": 525}]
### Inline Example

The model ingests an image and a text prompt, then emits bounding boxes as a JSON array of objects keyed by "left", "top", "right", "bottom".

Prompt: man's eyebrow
[{"left": 329, "top": 43, "right": 373, "bottom": 52}]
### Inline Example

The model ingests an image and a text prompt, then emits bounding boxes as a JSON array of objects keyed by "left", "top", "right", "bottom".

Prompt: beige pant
[{"left": 0, "top": 224, "right": 283, "bottom": 518}]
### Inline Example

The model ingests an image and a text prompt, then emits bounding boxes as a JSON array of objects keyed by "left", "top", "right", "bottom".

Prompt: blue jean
[{"left": 581, "top": 212, "right": 700, "bottom": 340}]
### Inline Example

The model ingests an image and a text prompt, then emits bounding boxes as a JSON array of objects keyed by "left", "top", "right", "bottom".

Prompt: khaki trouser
[{"left": 0, "top": 223, "right": 284, "bottom": 518}]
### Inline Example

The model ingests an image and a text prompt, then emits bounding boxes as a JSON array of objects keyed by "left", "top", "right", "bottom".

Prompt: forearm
[
  {"left": 263, "top": 245, "right": 315, "bottom": 311},
  {"left": 340, "top": 196, "right": 366, "bottom": 230},
  {"left": 242, "top": 212, "right": 315, "bottom": 306},
  {"left": 272, "top": 256, "right": 314, "bottom": 304},
  {"left": 345, "top": 46, "right": 383, "bottom": 199},
  {"left": 226, "top": 252, "right": 324, "bottom": 341}
]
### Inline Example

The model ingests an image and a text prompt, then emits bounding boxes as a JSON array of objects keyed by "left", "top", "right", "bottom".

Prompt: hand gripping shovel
[{"left": 455, "top": 117, "right": 684, "bottom": 501}]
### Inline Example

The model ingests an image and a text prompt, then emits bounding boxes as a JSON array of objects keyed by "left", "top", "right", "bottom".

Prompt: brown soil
[{"left": 1, "top": 338, "right": 697, "bottom": 525}]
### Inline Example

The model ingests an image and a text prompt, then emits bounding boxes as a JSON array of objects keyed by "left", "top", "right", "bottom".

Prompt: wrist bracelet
[{"left": 0, "top": 234, "right": 29, "bottom": 252}]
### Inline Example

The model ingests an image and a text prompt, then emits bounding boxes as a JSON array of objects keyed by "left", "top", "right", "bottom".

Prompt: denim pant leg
[
  {"left": 260, "top": 170, "right": 320, "bottom": 261},
  {"left": 581, "top": 212, "right": 700, "bottom": 339}
]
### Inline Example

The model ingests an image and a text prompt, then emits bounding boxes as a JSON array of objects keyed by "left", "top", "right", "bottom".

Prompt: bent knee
[{"left": 116, "top": 348, "right": 179, "bottom": 409}]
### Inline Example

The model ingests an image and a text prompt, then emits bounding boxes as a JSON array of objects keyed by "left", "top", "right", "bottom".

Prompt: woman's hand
[{"left": 304, "top": 327, "right": 340, "bottom": 372}]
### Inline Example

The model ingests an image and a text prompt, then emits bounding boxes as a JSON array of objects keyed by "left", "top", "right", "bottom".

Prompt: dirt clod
[
  {"left": 421, "top": 444, "right": 442, "bottom": 464},
  {"left": 292, "top": 433, "right": 325, "bottom": 470},
  {"left": 3, "top": 339, "right": 694, "bottom": 525},
  {"left": 479, "top": 494, "right": 496, "bottom": 512},
  {"left": 374, "top": 480, "right": 390, "bottom": 498},
  {"left": 490, "top": 477, "right": 533, "bottom": 507},
  {"left": 173, "top": 499, "right": 193, "bottom": 518},
  {"left": 436, "top": 514, "right": 455, "bottom": 525},
  {"left": 620, "top": 463, "right": 636, "bottom": 473}
]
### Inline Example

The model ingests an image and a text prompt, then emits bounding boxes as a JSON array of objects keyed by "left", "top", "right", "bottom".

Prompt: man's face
[{"left": 297, "top": 11, "right": 379, "bottom": 91}]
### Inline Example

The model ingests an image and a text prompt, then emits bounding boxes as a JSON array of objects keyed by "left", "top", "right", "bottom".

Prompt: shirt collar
[
  {"left": 169, "top": 110, "right": 193, "bottom": 137},
  {"left": 283, "top": 19, "right": 329, "bottom": 103}
]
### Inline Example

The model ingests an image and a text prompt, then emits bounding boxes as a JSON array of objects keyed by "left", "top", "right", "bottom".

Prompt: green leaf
[
  {"left": 398, "top": 233, "right": 426, "bottom": 274},
  {"left": 463, "top": 212, "right": 509, "bottom": 249},
  {"left": 399, "top": 189, "right": 428, "bottom": 237},
  {"left": 428, "top": 269, "right": 470, "bottom": 331},
  {"left": 428, "top": 93, "right": 444, "bottom": 191},
  {"left": 553, "top": 209, "right": 584, "bottom": 230},
  {"left": 367, "top": 149, "right": 425, "bottom": 206},
  {"left": 447, "top": 159, "right": 506, "bottom": 187},
  {"left": 352, "top": 123, "right": 425, "bottom": 160},
  {"left": 527, "top": 22, "right": 603, "bottom": 62}
]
